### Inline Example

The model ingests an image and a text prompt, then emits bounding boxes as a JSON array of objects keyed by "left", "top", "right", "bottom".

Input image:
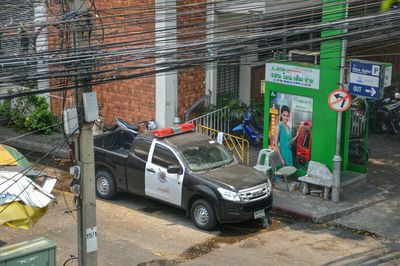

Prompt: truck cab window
[
  {"left": 152, "top": 144, "right": 180, "bottom": 169},
  {"left": 121, "top": 131, "right": 134, "bottom": 150},
  {"left": 133, "top": 139, "right": 151, "bottom": 161}
]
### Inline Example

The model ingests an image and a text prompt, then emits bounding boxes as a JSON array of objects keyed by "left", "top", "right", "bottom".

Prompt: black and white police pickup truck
[{"left": 93, "top": 123, "right": 272, "bottom": 230}]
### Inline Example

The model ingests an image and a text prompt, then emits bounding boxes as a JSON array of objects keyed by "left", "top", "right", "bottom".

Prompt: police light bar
[{"left": 152, "top": 122, "right": 195, "bottom": 137}]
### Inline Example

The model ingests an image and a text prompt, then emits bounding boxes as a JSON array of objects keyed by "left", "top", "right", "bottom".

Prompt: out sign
[{"left": 328, "top": 89, "right": 352, "bottom": 112}]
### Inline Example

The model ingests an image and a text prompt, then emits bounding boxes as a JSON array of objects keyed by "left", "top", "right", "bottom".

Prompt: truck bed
[{"left": 94, "top": 130, "right": 134, "bottom": 156}]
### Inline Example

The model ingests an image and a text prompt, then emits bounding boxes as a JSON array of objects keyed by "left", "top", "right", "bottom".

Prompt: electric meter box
[
  {"left": 0, "top": 238, "right": 57, "bottom": 266},
  {"left": 64, "top": 107, "right": 79, "bottom": 134}
]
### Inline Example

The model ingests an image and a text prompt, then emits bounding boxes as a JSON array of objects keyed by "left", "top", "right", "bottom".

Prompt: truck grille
[
  {"left": 243, "top": 197, "right": 273, "bottom": 212},
  {"left": 238, "top": 183, "right": 271, "bottom": 202}
]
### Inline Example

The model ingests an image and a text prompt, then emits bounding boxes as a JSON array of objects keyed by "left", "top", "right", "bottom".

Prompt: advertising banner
[{"left": 268, "top": 92, "right": 313, "bottom": 168}]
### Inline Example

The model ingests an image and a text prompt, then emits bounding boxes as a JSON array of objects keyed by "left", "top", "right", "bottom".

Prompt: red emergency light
[
  {"left": 180, "top": 122, "right": 195, "bottom": 131},
  {"left": 152, "top": 122, "right": 195, "bottom": 137},
  {"left": 153, "top": 128, "right": 174, "bottom": 137}
]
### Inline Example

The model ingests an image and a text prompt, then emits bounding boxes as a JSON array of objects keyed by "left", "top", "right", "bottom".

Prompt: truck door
[
  {"left": 145, "top": 141, "right": 184, "bottom": 206},
  {"left": 126, "top": 138, "right": 152, "bottom": 196}
]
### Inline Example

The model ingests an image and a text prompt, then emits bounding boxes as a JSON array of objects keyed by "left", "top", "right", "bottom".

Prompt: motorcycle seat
[{"left": 119, "top": 119, "right": 139, "bottom": 131}]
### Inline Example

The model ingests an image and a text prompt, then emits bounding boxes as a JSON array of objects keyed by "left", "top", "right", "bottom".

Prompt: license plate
[{"left": 254, "top": 209, "right": 265, "bottom": 219}]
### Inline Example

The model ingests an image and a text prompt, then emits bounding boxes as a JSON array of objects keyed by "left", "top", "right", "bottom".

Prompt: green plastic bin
[{"left": 0, "top": 238, "right": 56, "bottom": 266}]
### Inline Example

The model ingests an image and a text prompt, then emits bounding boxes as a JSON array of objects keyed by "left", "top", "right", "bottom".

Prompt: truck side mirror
[{"left": 167, "top": 165, "right": 183, "bottom": 174}]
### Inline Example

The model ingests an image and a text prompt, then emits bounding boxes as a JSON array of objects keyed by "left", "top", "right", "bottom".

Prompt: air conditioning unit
[{"left": 288, "top": 50, "right": 320, "bottom": 65}]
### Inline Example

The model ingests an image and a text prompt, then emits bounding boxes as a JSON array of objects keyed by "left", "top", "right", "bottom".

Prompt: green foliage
[
  {"left": 250, "top": 99, "right": 264, "bottom": 125},
  {"left": 227, "top": 99, "right": 247, "bottom": 122},
  {"left": 201, "top": 93, "right": 266, "bottom": 126},
  {"left": 197, "top": 92, "right": 266, "bottom": 132},
  {"left": 0, "top": 100, "right": 11, "bottom": 116},
  {"left": 250, "top": 99, "right": 264, "bottom": 116},
  {"left": 1, "top": 95, "right": 59, "bottom": 134},
  {"left": 24, "top": 98, "right": 59, "bottom": 134}
]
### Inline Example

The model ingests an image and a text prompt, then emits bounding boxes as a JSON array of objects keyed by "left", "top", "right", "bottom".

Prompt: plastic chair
[
  {"left": 253, "top": 149, "right": 274, "bottom": 175},
  {"left": 269, "top": 151, "right": 297, "bottom": 191}
]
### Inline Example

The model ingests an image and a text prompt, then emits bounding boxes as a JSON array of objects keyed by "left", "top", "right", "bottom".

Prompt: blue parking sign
[{"left": 349, "top": 60, "right": 384, "bottom": 100}]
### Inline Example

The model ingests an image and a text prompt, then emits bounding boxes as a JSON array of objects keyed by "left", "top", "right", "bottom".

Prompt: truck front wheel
[
  {"left": 95, "top": 170, "right": 117, "bottom": 199},
  {"left": 191, "top": 199, "right": 217, "bottom": 230}
]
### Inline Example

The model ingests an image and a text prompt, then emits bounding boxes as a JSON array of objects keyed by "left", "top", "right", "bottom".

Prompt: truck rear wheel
[
  {"left": 95, "top": 170, "right": 117, "bottom": 199},
  {"left": 191, "top": 199, "right": 217, "bottom": 230}
]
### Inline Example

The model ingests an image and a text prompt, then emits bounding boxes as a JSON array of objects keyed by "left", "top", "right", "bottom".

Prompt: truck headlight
[
  {"left": 267, "top": 178, "right": 272, "bottom": 196},
  {"left": 217, "top": 187, "right": 241, "bottom": 202}
]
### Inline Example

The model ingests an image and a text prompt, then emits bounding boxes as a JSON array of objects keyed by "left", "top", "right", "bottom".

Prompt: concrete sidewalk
[
  {"left": 270, "top": 132, "right": 400, "bottom": 240},
  {"left": 272, "top": 183, "right": 386, "bottom": 223},
  {"left": 0, "top": 127, "right": 69, "bottom": 158}
]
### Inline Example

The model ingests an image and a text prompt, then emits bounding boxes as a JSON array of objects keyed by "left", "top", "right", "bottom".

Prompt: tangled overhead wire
[{"left": 0, "top": 0, "right": 399, "bottom": 100}]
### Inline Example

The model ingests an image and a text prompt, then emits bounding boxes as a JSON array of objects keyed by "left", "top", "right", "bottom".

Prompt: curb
[
  {"left": 272, "top": 189, "right": 387, "bottom": 224},
  {"left": 272, "top": 201, "right": 314, "bottom": 221}
]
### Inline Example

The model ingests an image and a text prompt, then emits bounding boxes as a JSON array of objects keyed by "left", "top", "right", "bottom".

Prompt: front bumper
[{"left": 216, "top": 195, "right": 273, "bottom": 224}]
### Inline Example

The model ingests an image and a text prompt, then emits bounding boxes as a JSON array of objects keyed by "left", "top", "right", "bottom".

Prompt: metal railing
[
  {"left": 188, "top": 106, "right": 230, "bottom": 133},
  {"left": 350, "top": 108, "right": 366, "bottom": 137},
  {"left": 197, "top": 125, "right": 250, "bottom": 165}
]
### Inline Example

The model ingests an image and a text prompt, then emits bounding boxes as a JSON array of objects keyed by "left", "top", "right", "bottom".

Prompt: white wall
[
  {"left": 239, "top": 45, "right": 258, "bottom": 105},
  {"left": 155, "top": 0, "right": 178, "bottom": 128}
]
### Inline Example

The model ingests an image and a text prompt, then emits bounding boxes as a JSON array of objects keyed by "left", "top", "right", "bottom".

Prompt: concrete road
[{"left": 1, "top": 190, "right": 399, "bottom": 266}]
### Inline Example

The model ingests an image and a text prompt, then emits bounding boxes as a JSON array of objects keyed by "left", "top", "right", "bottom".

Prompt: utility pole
[
  {"left": 69, "top": 0, "right": 98, "bottom": 265},
  {"left": 332, "top": 1, "right": 348, "bottom": 203}
]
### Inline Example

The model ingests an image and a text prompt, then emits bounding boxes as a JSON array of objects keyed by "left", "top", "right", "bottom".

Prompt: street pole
[
  {"left": 332, "top": 1, "right": 349, "bottom": 203},
  {"left": 205, "top": 0, "right": 217, "bottom": 105},
  {"left": 69, "top": 0, "right": 98, "bottom": 265}
]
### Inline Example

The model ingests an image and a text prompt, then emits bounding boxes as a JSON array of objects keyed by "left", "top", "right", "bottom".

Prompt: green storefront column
[{"left": 317, "top": 0, "right": 346, "bottom": 170}]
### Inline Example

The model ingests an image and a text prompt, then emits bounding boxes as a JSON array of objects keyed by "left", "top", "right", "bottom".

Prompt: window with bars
[{"left": 216, "top": 63, "right": 240, "bottom": 105}]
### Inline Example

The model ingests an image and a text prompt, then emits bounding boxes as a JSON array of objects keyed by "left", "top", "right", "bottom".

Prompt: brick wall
[
  {"left": 47, "top": 2, "right": 75, "bottom": 116},
  {"left": 89, "top": 0, "right": 156, "bottom": 125},
  {"left": 177, "top": 0, "right": 206, "bottom": 119},
  {"left": 178, "top": 66, "right": 206, "bottom": 119},
  {"left": 94, "top": 76, "right": 155, "bottom": 125},
  {"left": 49, "top": 0, "right": 207, "bottom": 126}
]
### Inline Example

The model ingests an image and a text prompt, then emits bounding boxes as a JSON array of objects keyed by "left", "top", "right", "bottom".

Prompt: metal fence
[
  {"left": 188, "top": 106, "right": 230, "bottom": 133},
  {"left": 197, "top": 125, "right": 249, "bottom": 165},
  {"left": 350, "top": 108, "right": 366, "bottom": 137}
]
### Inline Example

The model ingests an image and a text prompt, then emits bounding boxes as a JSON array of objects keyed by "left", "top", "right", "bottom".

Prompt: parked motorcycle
[
  {"left": 92, "top": 113, "right": 117, "bottom": 135},
  {"left": 114, "top": 118, "right": 157, "bottom": 135},
  {"left": 231, "top": 112, "right": 264, "bottom": 145},
  {"left": 369, "top": 92, "right": 400, "bottom": 140},
  {"left": 348, "top": 137, "right": 369, "bottom": 165}
]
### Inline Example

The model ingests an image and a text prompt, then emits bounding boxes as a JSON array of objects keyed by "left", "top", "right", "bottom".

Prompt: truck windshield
[{"left": 179, "top": 142, "right": 234, "bottom": 172}]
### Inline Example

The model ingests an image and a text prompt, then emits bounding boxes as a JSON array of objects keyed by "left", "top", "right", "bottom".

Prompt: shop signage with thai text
[{"left": 265, "top": 63, "right": 320, "bottom": 89}]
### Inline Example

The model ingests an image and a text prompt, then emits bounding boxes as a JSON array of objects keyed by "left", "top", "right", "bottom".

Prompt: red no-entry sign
[{"left": 328, "top": 89, "right": 352, "bottom": 112}]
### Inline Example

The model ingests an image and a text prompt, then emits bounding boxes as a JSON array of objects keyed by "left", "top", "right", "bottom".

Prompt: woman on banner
[{"left": 274, "top": 105, "right": 300, "bottom": 166}]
